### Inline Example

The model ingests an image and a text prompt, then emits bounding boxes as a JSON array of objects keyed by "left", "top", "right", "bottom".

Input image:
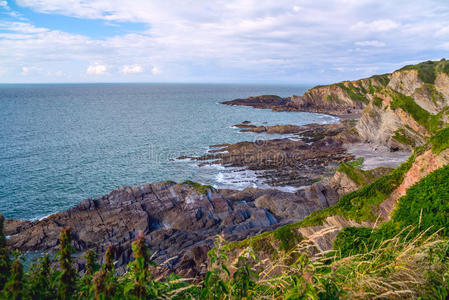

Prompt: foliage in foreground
[
  {"left": 1, "top": 214, "right": 448, "bottom": 299},
  {"left": 334, "top": 163, "right": 449, "bottom": 258}
]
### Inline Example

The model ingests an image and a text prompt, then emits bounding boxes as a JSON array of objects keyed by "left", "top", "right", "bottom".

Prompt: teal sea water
[{"left": 0, "top": 83, "right": 338, "bottom": 220}]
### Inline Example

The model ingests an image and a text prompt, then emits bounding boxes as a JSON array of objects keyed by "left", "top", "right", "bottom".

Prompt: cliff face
[
  {"left": 291, "top": 76, "right": 385, "bottom": 115},
  {"left": 378, "top": 147, "right": 449, "bottom": 220},
  {"left": 223, "top": 60, "right": 449, "bottom": 152},
  {"left": 221, "top": 60, "right": 449, "bottom": 261},
  {"left": 356, "top": 69, "right": 449, "bottom": 150},
  {"left": 222, "top": 76, "right": 387, "bottom": 116}
]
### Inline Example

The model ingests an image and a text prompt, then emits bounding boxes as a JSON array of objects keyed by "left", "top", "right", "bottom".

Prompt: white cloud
[
  {"left": 292, "top": 5, "right": 301, "bottom": 12},
  {"left": 355, "top": 40, "right": 386, "bottom": 47},
  {"left": 121, "top": 64, "right": 143, "bottom": 74},
  {"left": 351, "top": 19, "right": 399, "bottom": 32},
  {"left": 0, "top": 22, "right": 48, "bottom": 33},
  {"left": 151, "top": 66, "right": 160, "bottom": 75},
  {"left": 86, "top": 64, "right": 107, "bottom": 75},
  {"left": 0, "top": 1, "right": 8, "bottom": 7},
  {"left": 1, "top": 0, "right": 449, "bottom": 83},
  {"left": 436, "top": 26, "right": 449, "bottom": 37},
  {"left": 21, "top": 66, "right": 40, "bottom": 75}
]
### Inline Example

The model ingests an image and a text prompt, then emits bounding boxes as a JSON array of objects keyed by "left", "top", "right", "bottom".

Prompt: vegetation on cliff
[{"left": 400, "top": 59, "right": 449, "bottom": 84}]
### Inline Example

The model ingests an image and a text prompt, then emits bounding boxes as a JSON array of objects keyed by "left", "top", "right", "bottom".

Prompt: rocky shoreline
[
  {"left": 180, "top": 120, "right": 359, "bottom": 187},
  {"left": 5, "top": 174, "right": 354, "bottom": 277},
  {"left": 5, "top": 100, "right": 366, "bottom": 277}
]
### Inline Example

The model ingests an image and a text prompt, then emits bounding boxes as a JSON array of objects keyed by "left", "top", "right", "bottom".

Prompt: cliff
[
  {"left": 220, "top": 59, "right": 449, "bottom": 266},
  {"left": 223, "top": 59, "right": 449, "bottom": 151}
]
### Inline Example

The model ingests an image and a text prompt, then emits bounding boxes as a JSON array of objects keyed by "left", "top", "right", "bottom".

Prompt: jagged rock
[
  {"left": 7, "top": 182, "right": 281, "bottom": 276},
  {"left": 6, "top": 175, "right": 357, "bottom": 277}
]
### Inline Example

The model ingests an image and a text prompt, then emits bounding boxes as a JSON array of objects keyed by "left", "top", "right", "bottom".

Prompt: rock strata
[
  {"left": 184, "top": 121, "right": 358, "bottom": 187},
  {"left": 6, "top": 179, "right": 348, "bottom": 277}
]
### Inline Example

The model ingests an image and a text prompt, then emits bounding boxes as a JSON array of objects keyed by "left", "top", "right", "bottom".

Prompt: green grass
[
  {"left": 325, "top": 94, "right": 339, "bottom": 102},
  {"left": 336, "top": 82, "right": 369, "bottom": 103},
  {"left": 430, "top": 127, "right": 449, "bottom": 154},
  {"left": 372, "top": 96, "right": 383, "bottom": 108},
  {"left": 224, "top": 224, "right": 303, "bottom": 254},
  {"left": 392, "top": 128, "right": 415, "bottom": 146},
  {"left": 389, "top": 90, "right": 440, "bottom": 132},
  {"left": 369, "top": 74, "right": 390, "bottom": 87},
  {"left": 400, "top": 59, "right": 449, "bottom": 84},
  {"left": 346, "top": 157, "right": 364, "bottom": 167},
  {"left": 334, "top": 163, "right": 449, "bottom": 257},
  {"left": 336, "top": 162, "right": 375, "bottom": 187},
  {"left": 272, "top": 226, "right": 303, "bottom": 251},
  {"left": 181, "top": 180, "right": 215, "bottom": 194}
]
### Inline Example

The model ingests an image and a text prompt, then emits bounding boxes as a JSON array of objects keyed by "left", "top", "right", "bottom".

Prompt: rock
[
  {"left": 185, "top": 123, "right": 357, "bottom": 187},
  {"left": 4, "top": 219, "right": 32, "bottom": 236},
  {"left": 5, "top": 173, "right": 361, "bottom": 277},
  {"left": 6, "top": 182, "right": 283, "bottom": 277}
]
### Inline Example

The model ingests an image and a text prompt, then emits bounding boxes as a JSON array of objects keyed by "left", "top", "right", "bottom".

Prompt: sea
[{"left": 0, "top": 83, "right": 339, "bottom": 220}]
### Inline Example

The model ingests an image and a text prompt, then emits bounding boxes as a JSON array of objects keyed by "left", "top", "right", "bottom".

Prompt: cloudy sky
[{"left": 1, "top": 0, "right": 449, "bottom": 84}]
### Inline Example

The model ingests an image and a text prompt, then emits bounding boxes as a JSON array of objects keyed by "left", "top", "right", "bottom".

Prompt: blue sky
[{"left": 1, "top": 0, "right": 449, "bottom": 84}]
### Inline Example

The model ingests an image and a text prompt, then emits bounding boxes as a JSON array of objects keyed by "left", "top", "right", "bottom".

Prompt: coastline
[
  {"left": 4, "top": 92, "right": 408, "bottom": 276},
  {"left": 7, "top": 64, "right": 437, "bottom": 277}
]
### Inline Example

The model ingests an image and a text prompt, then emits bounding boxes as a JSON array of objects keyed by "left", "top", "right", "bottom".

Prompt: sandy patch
[{"left": 345, "top": 143, "right": 411, "bottom": 170}]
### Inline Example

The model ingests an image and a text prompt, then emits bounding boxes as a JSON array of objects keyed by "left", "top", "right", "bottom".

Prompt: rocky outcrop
[
  {"left": 222, "top": 76, "right": 388, "bottom": 116},
  {"left": 297, "top": 215, "right": 374, "bottom": 252},
  {"left": 7, "top": 182, "right": 279, "bottom": 276},
  {"left": 223, "top": 62, "right": 449, "bottom": 152},
  {"left": 187, "top": 137, "right": 353, "bottom": 187},
  {"left": 221, "top": 95, "right": 299, "bottom": 112},
  {"left": 182, "top": 121, "right": 358, "bottom": 187},
  {"left": 7, "top": 178, "right": 357, "bottom": 276},
  {"left": 232, "top": 122, "right": 350, "bottom": 143}
]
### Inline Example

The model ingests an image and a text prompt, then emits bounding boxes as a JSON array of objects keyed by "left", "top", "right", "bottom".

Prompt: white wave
[
  {"left": 172, "top": 157, "right": 192, "bottom": 162},
  {"left": 215, "top": 168, "right": 261, "bottom": 190},
  {"left": 30, "top": 213, "right": 55, "bottom": 222},
  {"left": 200, "top": 163, "right": 225, "bottom": 170}
]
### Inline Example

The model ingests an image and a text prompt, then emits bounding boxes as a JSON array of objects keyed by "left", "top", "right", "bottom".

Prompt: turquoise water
[{"left": 0, "top": 83, "right": 337, "bottom": 220}]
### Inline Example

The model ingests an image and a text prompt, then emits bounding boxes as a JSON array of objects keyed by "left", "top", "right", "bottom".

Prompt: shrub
[
  {"left": 181, "top": 180, "right": 215, "bottom": 194},
  {"left": 430, "top": 127, "right": 449, "bottom": 154},
  {"left": 389, "top": 90, "right": 440, "bottom": 132}
]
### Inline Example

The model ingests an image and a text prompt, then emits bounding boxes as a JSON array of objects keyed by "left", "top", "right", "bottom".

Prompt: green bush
[
  {"left": 401, "top": 59, "right": 449, "bottom": 84},
  {"left": 430, "top": 127, "right": 449, "bottom": 154},
  {"left": 370, "top": 74, "right": 390, "bottom": 87},
  {"left": 334, "top": 164, "right": 449, "bottom": 258},
  {"left": 392, "top": 128, "right": 415, "bottom": 146},
  {"left": 181, "top": 180, "right": 215, "bottom": 194},
  {"left": 372, "top": 96, "right": 383, "bottom": 108},
  {"left": 336, "top": 83, "right": 369, "bottom": 103},
  {"left": 389, "top": 90, "right": 440, "bottom": 132}
]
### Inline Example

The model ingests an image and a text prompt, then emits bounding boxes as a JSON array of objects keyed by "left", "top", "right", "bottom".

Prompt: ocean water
[{"left": 0, "top": 83, "right": 338, "bottom": 220}]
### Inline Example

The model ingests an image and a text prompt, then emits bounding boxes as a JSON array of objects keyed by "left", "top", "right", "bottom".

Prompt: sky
[{"left": 1, "top": 0, "right": 449, "bottom": 84}]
